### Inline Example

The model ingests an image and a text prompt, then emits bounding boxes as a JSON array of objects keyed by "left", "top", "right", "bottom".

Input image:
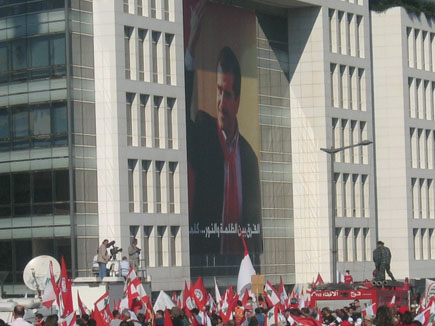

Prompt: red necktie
[{"left": 217, "top": 126, "right": 240, "bottom": 254}]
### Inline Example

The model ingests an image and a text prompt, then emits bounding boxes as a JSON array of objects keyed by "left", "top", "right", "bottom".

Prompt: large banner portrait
[{"left": 184, "top": 0, "right": 262, "bottom": 270}]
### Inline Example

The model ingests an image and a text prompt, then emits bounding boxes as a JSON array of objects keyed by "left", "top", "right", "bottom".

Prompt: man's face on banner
[{"left": 216, "top": 66, "right": 240, "bottom": 138}]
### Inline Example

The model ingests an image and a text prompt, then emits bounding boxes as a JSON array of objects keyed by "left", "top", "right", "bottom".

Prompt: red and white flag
[
  {"left": 388, "top": 296, "right": 396, "bottom": 308},
  {"left": 183, "top": 281, "right": 196, "bottom": 310},
  {"left": 214, "top": 277, "right": 221, "bottom": 310},
  {"left": 77, "top": 292, "right": 90, "bottom": 316},
  {"left": 59, "top": 257, "right": 73, "bottom": 317},
  {"left": 192, "top": 277, "right": 208, "bottom": 310},
  {"left": 264, "top": 281, "right": 280, "bottom": 307},
  {"left": 42, "top": 261, "right": 59, "bottom": 309},
  {"left": 219, "top": 287, "right": 238, "bottom": 323},
  {"left": 94, "top": 291, "right": 113, "bottom": 326},
  {"left": 362, "top": 303, "right": 376, "bottom": 318},
  {"left": 278, "top": 277, "right": 288, "bottom": 308},
  {"left": 237, "top": 232, "right": 256, "bottom": 294},
  {"left": 61, "top": 311, "right": 76, "bottom": 326}
]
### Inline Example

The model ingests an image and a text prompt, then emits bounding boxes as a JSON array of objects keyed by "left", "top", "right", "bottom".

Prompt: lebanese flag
[
  {"left": 42, "top": 261, "right": 59, "bottom": 308},
  {"left": 61, "top": 311, "right": 76, "bottom": 326},
  {"left": 172, "top": 292, "right": 178, "bottom": 305},
  {"left": 192, "top": 277, "right": 208, "bottom": 310},
  {"left": 59, "top": 257, "right": 74, "bottom": 317},
  {"left": 241, "top": 289, "right": 250, "bottom": 307},
  {"left": 77, "top": 292, "right": 90, "bottom": 316},
  {"left": 220, "top": 289, "right": 238, "bottom": 323},
  {"left": 414, "top": 297, "right": 435, "bottom": 326},
  {"left": 278, "top": 277, "right": 288, "bottom": 308},
  {"left": 266, "top": 305, "right": 284, "bottom": 326},
  {"left": 264, "top": 281, "right": 280, "bottom": 307},
  {"left": 214, "top": 277, "right": 222, "bottom": 310},
  {"left": 362, "top": 303, "right": 376, "bottom": 317},
  {"left": 94, "top": 291, "right": 113, "bottom": 326},
  {"left": 237, "top": 232, "right": 256, "bottom": 294}
]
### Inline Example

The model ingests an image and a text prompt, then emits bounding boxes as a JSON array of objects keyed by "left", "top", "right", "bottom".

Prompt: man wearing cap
[{"left": 373, "top": 240, "right": 396, "bottom": 282}]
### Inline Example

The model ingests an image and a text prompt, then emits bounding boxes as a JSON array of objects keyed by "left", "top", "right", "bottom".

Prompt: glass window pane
[
  {"left": 33, "top": 171, "right": 52, "bottom": 203},
  {"left": 13, "top": 173, "right": 30, "bottom": 204},
  {"left": 12, "top": 109, "right": 28, "bottom": 137},
  {"left": 52, "top": 103, "right": 67, "bottom": 134},
  {"left": 32, "top": 106, "right": 51, "bottom": 135},
  {"left": 12, "top": 39, "right": 27, "bottom": 70},
  {"left": 0, "top": 241, "right": 12, "bottom": 283},
  {"left": 30, "top": 37, "right": 49, "bottom": 67},
  {"left": 0, "top": 109, "right": 9, "bottom": 139},
  {"left": 55, "top": 170, "right": 69, "bottom": 202},
  {"left": 0, "top": 174, "right": 10, "bottom": 205},
  {"left": 51, "top": 35, "right": 66, "bottom": 65},
  {"left": 0, "top": 43, "right": 9, "bottom": 73}
]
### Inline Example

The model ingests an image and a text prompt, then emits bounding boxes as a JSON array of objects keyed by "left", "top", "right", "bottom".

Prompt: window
[
  {"left": 155, "top": 161, "right": 164, "bottom": 213},
  {"left": 164, "top": 0, "right": 170, "bottom": 20},
  {"left": 138, "top": 29, "right": 147, "bottom": 81},
  {"left": 140, "top": 95, "right": 149, "bottom": 147},
  {"left": 153, "top": 96, "right": 162, "bottom": 148},
  {"left": 151, "top": 0, "right": 156, "bottom": 18},
  {"left": 12, "top": 40, "right": 27, "bottom": 71},
  {"left": 157, "top": 226, "right": 166, "bottom": 267},
  {"left": 167, "top": 98, "right": 175, "bottom": 148},
  {"left": 170, "top": 226, "right": 180, "bottom": 266},
  {"left": 124, "top": 27, "right": 133, "bottom": 79},
  {"left": 33, "top": 171, "right": 53, "bottom": 215},
  {"left": 152, "top": 32, "right": 160, "bottom": 83},
  {"left": 13, "top": 173, "right": 31, "bottom": 216},
  {"left": 169, "top": 162, "right": 177, "bottom": 213},
  {"left": 142, "top": 161, "right": 150, "bottom": 212},
  {"left": 165, "top": 34, "right": 173, "bottom": 84},
  {"left": 137, "top": 0, "right": 143, "bottom": 16},
  {"left": 128, "top": 159, "right": 138, "bottom": 213},
  {"left": 30, "top": 37, "right": 49, "bottom": 68},
  {"left": 126, "top": 93, "right": 135, "bottom": 146},
  {"left": 0, "top": 175, "right": 11, "bottom": 217},
  {"left": 143, "top": 226, "right": 152, "bottom": 267},
  {"left": 123, "top": 0, "right": 129, "bottom": 13}
]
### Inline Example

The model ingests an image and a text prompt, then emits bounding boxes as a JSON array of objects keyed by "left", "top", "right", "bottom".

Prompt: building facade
[
  {"left": 0, "top": 0, "right": 433, "bottom": 295},
  {"left": 372, "top": 7, "right": 435, "bottom": 280}
]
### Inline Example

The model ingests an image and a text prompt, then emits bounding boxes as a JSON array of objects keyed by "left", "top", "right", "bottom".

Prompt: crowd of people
[{"left": 0, "top": 297, "right": 427, "bottom": 326}]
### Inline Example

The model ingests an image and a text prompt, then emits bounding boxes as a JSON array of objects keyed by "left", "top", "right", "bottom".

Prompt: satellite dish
[{"left": 23, "top": 256, "right": 61, "bottom": 292}]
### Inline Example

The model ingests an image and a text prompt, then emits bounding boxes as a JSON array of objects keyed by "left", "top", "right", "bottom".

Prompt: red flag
[
  {"left": 192, "top": 277, "right": 207, "bottom": 310},
  {"left": 241, "top": 289, "right": 249, "bottom": 307},
  {"left": 184, "top": 308, "right": 199, "bottom": 326},
  {"left": 59, "top": 257, "right": 73, "bottom": 317},
  {"left": 94, "top": 292, "right": 113, "bottom": 326},
  {"left": 42, "top": 261, "right": 59, "bottom": 308},
  {"left": 172, "top": 292, "right": 178, "bottom": 304},
  {"left": 164, "top": 309, "right": 174, "bottom": 326},
  {"left": 290, "top": 313, "right": 322, "bottom": 326},
  {"left": 61, "top": 311, "right": 76, "bottom": 326},
  {"left": 312, "top": 273, "right": 324, "bottom": 288},
  {"left": 77, "top": 292, "right": 90, "bottom": 316}
]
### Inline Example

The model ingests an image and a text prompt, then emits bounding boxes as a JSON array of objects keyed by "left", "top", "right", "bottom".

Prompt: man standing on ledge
[
  {"left": 185, "top": 0, "right": 261, "bottom": 255},
  {"left": 373, "top": 241, "right": 396, "bottom": 282},
  {"left": 97, "top": 239, "right": 110, "bottom": 278},
  {"left": 128, "top": 238, "right": 141, "bottom": 270}
]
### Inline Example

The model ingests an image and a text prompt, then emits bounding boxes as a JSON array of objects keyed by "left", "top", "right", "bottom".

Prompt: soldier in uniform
[{"left": 373, "top": 241, "right": 396, "bottom": 281}]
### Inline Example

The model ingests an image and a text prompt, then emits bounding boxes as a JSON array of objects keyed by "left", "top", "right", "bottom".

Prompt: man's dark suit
[{"left": 187, "top": 110, "right": 262, "bottom": 255}]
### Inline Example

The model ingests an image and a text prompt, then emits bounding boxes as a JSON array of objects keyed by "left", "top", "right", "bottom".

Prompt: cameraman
[
  {"left": 97, "top": 239, "right": 110, "bottom": 278},
  {"left": 128, "top": 238, "right": 141, "bottom": 270}
]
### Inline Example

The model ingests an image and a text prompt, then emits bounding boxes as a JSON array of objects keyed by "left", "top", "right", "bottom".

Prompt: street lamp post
[{"left": 320, "top": 140, "right": 372, "bottom": 283}]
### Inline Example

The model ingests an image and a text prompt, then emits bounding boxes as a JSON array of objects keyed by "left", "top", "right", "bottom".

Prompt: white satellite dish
[{"left": 23, "top": 256, "right": 61, "bottom": 292}]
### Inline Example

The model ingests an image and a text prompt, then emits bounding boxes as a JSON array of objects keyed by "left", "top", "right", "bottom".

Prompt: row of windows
[
  {"left": 331, "top": 63, "right": 367, "bottom": 111},
  {"left": 0, "top": 33, "right": 66, "bottom": 84},
  {"left": 407, "top": 27, "right": 435, "bottom": 72},
  {"left": 0, "top": 0, "right": 65, "bottom": 19},
  {"left": 123, "top": 0, "right": 174, "bottom": 22},
  {"left": 337, "top": 0, "right": 364, "bottom": 6},
  {"left": 410, "top": 128, "right": 435, "bottom": 170},
  {"left": 128, "top": 159, "right": 179, "bottom": 214},
  {"left": 0, "top": 101, "right": 68, "bottom": 151},
  {"left": 336, "top": 227, "right": 371, "bottom": 262},
  {"left": 329, "top": 9, "right": 364, "bottom": 58},
  {"left": 332, "top": 118, "right": 369, "bottom": 164},
  {"left": 408, "top": 78, "right": 435, "bottom": 121},
  {"left": 124, "top": 26, "right": 175, "bottom": 85},
  {"left": 0, "top": 238, "right": 71, "bottom": 284},
  {"left": 126, "top": 93, "right": 177, "bottom": 149},
  {"left": 411, "top": 178, "right": 435, "bottom": 220},
  {"left": 130, "top": 224, "right": 181, "bottom": 268},
  {"left": 413, "top": 228, "right": 435, "bottom": 261},
  {"left": 0, "top": 169, "right": 69, "bottom": 218},
  {"left": 335, "top": 173, "right": 370, "bottom": 218}
]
